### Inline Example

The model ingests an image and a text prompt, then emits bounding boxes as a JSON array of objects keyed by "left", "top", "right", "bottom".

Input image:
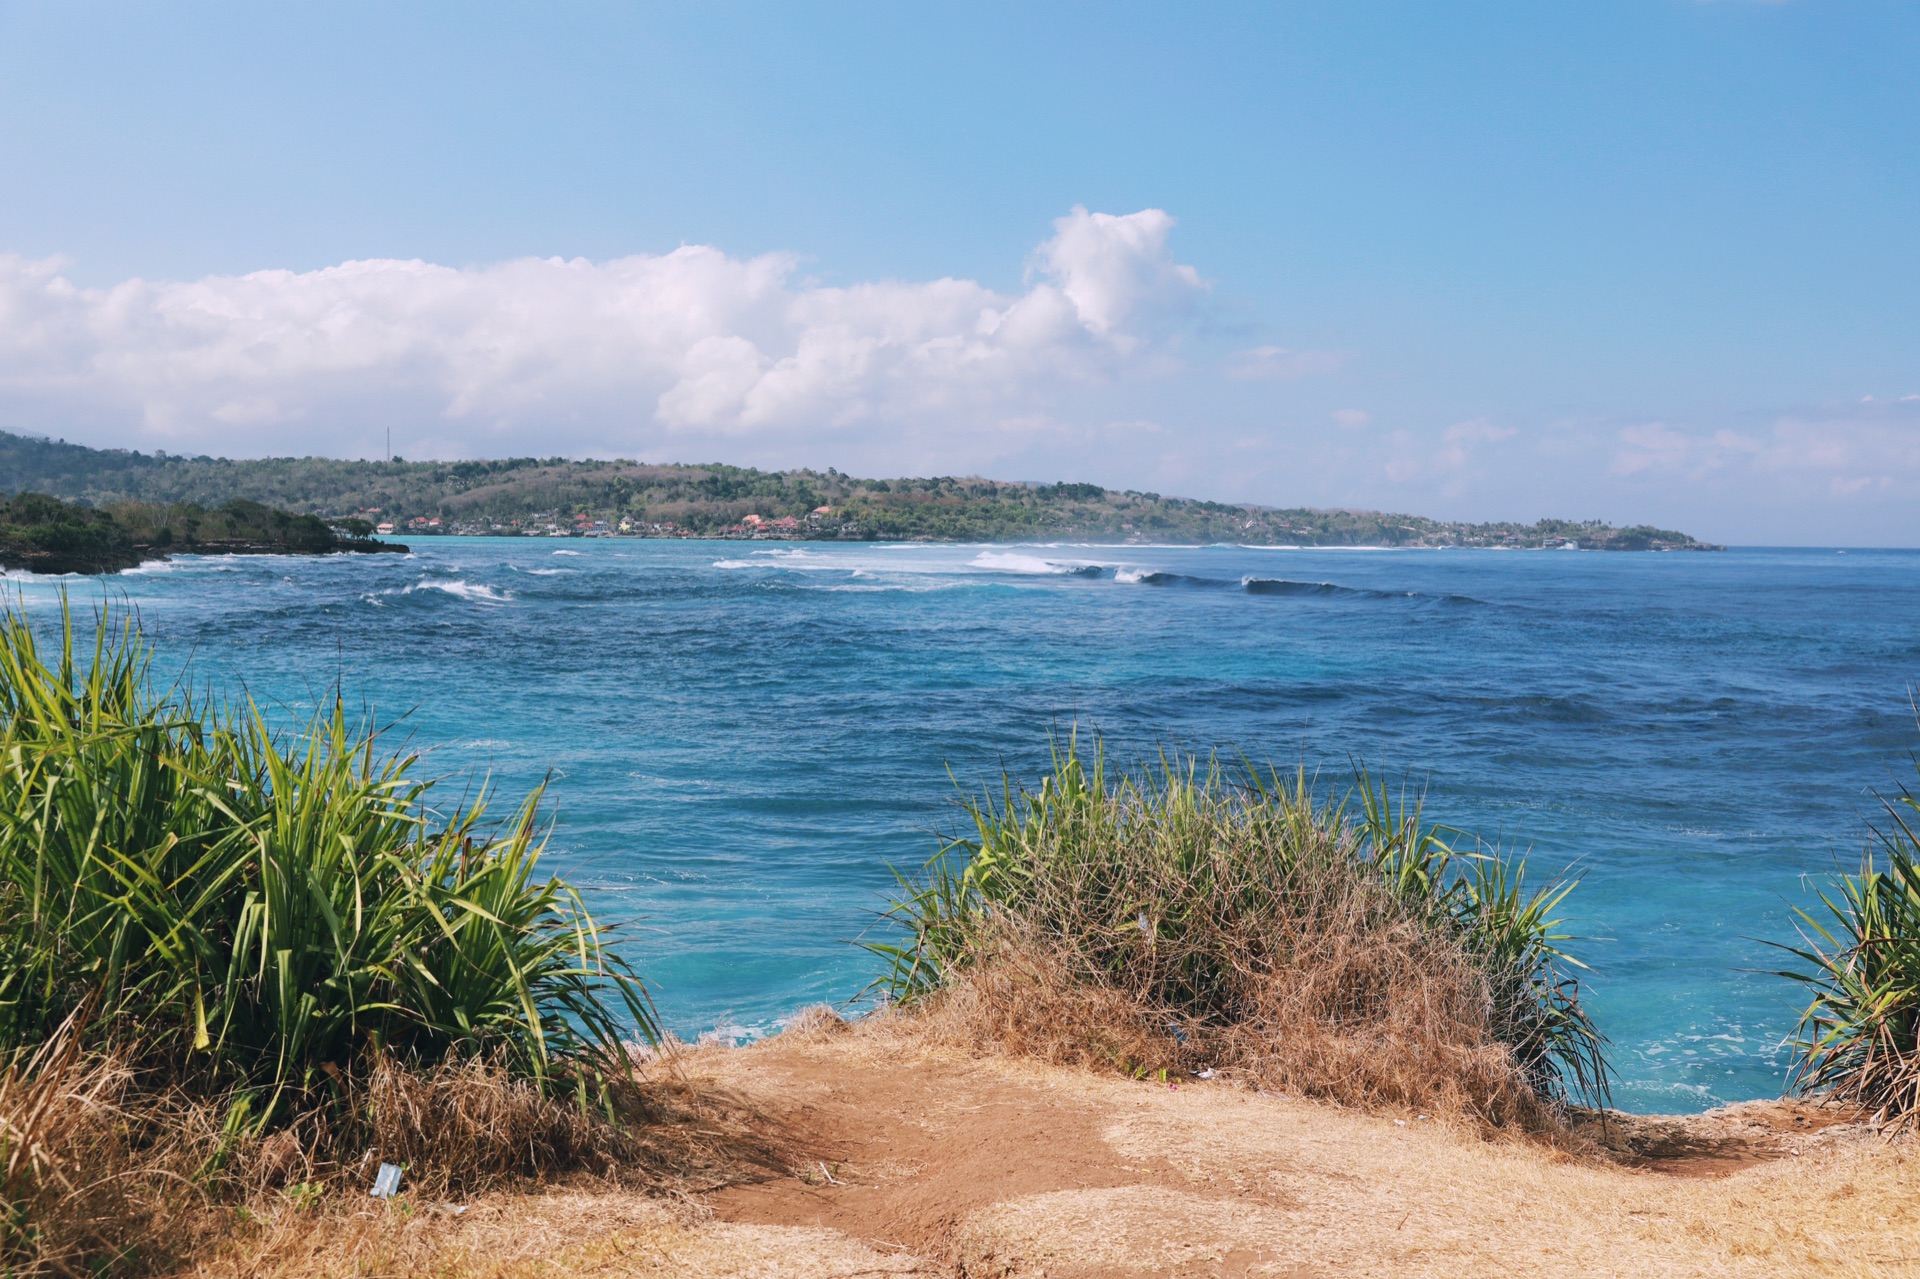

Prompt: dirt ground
[{"left": 203, "top": 1024, "right": 1920, "bottom": 1279}]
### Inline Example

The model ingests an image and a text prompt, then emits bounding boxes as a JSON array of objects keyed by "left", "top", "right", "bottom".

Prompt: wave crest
[
  {"left": 971, "top": 551, "right": 1104, "bottom": 577},
  {"left": 368, "top": 577, "right": 512, "bottom": 606}
]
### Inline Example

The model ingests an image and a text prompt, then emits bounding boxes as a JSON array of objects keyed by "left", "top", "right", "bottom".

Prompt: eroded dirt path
[
  {"left": 203, "top": 1031, "right": 1918, "bottom": 1279},
  {"left": 686, "top": 1028, "right": 1914, "bottom": 1278},
  {"left": 709, "top": 1045, "right": 1218, "bottom": 1267}
]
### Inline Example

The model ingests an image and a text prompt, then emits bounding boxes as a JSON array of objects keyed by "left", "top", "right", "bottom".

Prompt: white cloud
[
  {"left": 1611, "top": 418, "right": 1863, "bottom": 480},
  {"left": 1224, "top": 345, "right": 1346, "bottom": 380},
  {"left": 1032, "top": 207, "right": 1203, "bottom": 341},
  {"left": 0, "top": 207, "right": 1207, "bottom": 459},
  {"left": 1601, "top": 409, "right": 1920, "bottom": 510}
]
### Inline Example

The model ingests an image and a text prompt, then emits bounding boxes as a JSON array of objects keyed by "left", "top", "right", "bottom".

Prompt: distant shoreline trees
[{"left": 0, "top": 430, "right": 1717, "bottom": 551}]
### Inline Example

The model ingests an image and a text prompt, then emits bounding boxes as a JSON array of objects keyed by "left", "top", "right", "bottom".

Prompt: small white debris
[
  {"left": 1393, "top": 1119, "right": 1408, "bottom": 1127},
  {"left": 370, "top": 1163, "right": 404, "bottom": 1198}
]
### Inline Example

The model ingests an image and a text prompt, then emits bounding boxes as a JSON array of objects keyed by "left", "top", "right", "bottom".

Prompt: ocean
[{"left": 13, "top": 538, "right": 1918, "bottom": 1113}]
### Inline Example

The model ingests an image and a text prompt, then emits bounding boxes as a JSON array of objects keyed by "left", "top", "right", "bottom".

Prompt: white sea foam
[
  {"left": 373, "top": 578, "right": 512, "bottom": 605},
  {"left": 552, "top": 549, "right": 583, "bottom": 556},
  {"left": 525, "top": 568, "right": 573, "bottom": 575},
  {"left": 715, "top": 545, "right": 1121, "bottom": 580},
  {"left": 423, "top": 579, "right": 509, "bottom": 603},
  {"left": 970, "top": 551, "right": 1101, "bottom": 575},
  {"left": 713, "top": 549, "right": 848, "bottom": 571},
  {"left": 1113, "top": 566, "right": 1153, "bottom": 584},
  {"left": 1236, "top": 544, "right": 1430, "bottom": 552}
]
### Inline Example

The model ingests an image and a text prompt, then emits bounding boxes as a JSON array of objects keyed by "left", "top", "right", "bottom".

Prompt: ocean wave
[
  {"left": 814, "top": 581, "right": 973, "bottom": 594},
  {"left": 552, "top": 549, "right": 583, "bottom": 556},
  {"left": 1242, "top": 577, "right": 1379, "bottom": 598},
  {"left": 424, "top": 579, "right": 510, "bottom": 603},
  {"left": 714, "top": 549, "right": 848, "bottom": 572},
  {"left": 1237, "top": 544, "right": 1423, "bottom": 552},
  {"left": 970, "top": 551, "right": 1105, "bottom": 577},
  {"left": 1115, "top": 568, "right": 1228, "bottom": 588},
  {"left": 1238, "top": 577, "right": 1481, "bottom": 606},
  {"left": 370, "top": 577, "right": 513, "bottom": 606}
]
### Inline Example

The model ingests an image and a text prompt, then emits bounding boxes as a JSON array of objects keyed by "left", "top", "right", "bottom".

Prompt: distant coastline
[
  {"left": 0, "top": 491, "right": 408, "bottom": 575},
  {"left": 0, "top": 430, "right": 1721, "bottom": 552}
]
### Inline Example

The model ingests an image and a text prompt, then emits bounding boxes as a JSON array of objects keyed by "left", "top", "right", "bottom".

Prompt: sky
[{"left": 0, "top": 2, "right": 1915, "bottom": 544}]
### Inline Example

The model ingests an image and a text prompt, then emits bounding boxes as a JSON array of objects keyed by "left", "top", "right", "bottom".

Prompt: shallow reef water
[{"left": 13, "top": 538, "right": 1920, "bottom": 1113}]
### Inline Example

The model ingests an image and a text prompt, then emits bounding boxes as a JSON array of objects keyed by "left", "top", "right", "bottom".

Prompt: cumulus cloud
[
  {"left": 1030, "top": 207, "right": 1203, "bottom": 341},
  {"left": 0, "top": 207, "right": 1208, "bottom": 458}
]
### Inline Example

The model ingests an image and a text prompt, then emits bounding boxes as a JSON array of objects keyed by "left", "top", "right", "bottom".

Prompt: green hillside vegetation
[
  {"left": 0, "top": 430, "right": 1717, "bottom": 549},
  {"left": 0, "top": 491, "right": 399, "bottom": 574}
]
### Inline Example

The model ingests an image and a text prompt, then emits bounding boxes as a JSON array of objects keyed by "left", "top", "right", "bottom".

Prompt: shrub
[
  {"left": 0, "top": 599, "right": 656, "bottom": 1105},
  {"left": 869, "top": 738, "right": 1608, "bottom": 1123},
  {"left": 0, "top": 599, "right": 665, "bottom": 1273},
  {"left": 1781, "top": 768, "right": 1920, "bottom": 1133}
]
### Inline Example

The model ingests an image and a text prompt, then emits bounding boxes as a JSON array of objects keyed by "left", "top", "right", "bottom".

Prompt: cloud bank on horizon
[
  {"left": 0, "top": 206, "right": 1916, "bottom": 546},
  {"left": 0, "top": 207, "right": 1204, "bottom": 456}
]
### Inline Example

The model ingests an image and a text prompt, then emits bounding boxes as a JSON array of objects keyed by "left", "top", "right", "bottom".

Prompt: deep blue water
[{"left": 11, "top": 539, "right": 1919, "bottom": 1113}]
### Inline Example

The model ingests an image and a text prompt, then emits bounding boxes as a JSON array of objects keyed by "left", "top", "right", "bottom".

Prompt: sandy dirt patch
[{"left": 198, "top": 1026, "right": 1919, "bottom": 1278}]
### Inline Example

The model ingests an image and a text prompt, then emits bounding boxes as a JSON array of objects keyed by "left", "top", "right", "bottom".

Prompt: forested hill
[{"left": 0, "top": 431, "right": 1717, "bottom": 550}]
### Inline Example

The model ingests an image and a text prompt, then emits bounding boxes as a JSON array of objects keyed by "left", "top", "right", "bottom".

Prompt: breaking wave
[
  {"left": 1115, "top": 568, "right": 1227, "bottom": 587},
  {"left": 368, "top": 578, "right": 512, "bottom": 606},
  {"left": 970, "top": 551, "right": 1105, "bottom": 577}
]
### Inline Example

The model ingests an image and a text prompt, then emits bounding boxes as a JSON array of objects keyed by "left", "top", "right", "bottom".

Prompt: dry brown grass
[
  {"left": 912, "top": 908, "right": 1551, "bottom": 1132},
  {"left": 0, "top": 1023, "right": 234, "bottom": 1277},
  {"left": 0, "top": 1028, "right": 780, "bottom": 1277},
  {"left": 347, "top": 1054, "right": 633, "bottom": 1195},
  {"left": 876, "top": 750, "right": 1606, "bottom": 1133},
  {"left": 187, "top": 1189, "right": 929, "bottom": 1279}
]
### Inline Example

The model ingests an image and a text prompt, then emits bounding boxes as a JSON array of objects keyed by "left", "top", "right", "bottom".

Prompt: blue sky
[{"left": 0, "top": 1, "right": 1915, "bottom": 544}]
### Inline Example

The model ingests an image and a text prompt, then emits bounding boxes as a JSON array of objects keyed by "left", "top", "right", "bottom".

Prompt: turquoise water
[{"left": 13, "top": 539, "right": 1919, "bottom": 1112}]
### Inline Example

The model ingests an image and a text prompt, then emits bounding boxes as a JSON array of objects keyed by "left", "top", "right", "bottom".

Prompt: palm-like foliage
[
  {"left": 1780, "top": 780, "right": 1920, "bottom": 1132},
  {"left": 0, "top": 599, "right": 654, "bottom": 1114}
]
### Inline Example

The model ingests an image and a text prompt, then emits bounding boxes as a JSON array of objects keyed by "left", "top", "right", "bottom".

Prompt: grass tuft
[{"left": 868, "top": 735, "right": 1608, "bottom": 1124}]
